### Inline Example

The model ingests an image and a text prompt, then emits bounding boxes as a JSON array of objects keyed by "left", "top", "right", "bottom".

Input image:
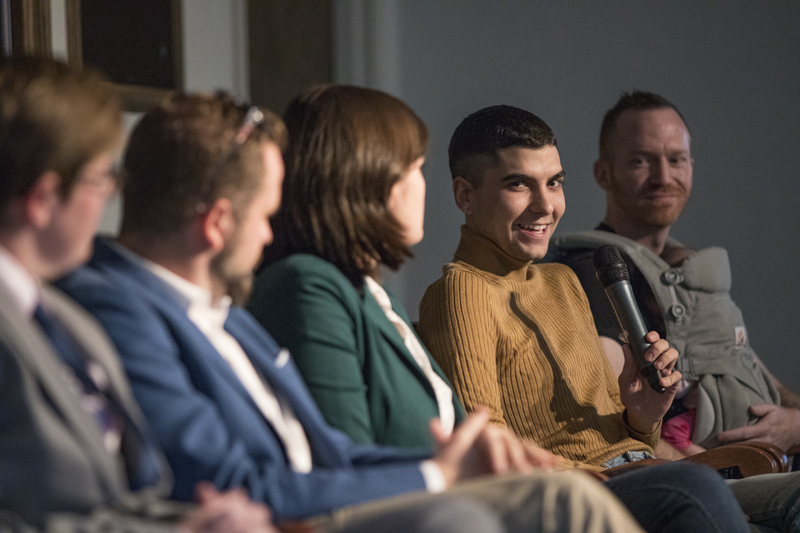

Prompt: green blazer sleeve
[{"left": 248, "top": 255, "right": 463, "bottom": 449}]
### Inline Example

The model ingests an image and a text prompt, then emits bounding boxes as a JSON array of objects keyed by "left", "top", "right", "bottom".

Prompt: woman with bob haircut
[
  {"left": 249, "top": 85, "right": 761, "bottom": 533},
  {"left": 248, "top": 84, "right": 470, "bottom": 449}
]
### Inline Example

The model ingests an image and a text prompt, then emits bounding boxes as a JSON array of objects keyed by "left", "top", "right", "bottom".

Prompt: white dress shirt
[
  {"left": 0, "top": 245, "right": 38, "bottom": 317},
  {"left": 365, "top": 276, "right": 455, "bottom": 436},
  {"left": 0, "top": 245, "right": 122, "bottom": 453},
  {"left": 109, "top": 243, "right": 445, "bottom": 490},
  {"left": 116, "top": 246, "right": 313, "bottom": 473}
]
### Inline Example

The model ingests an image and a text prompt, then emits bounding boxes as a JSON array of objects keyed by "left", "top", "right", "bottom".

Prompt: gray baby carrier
[{"left": 555, "top": 231, "right": 780, "bottom": 448}]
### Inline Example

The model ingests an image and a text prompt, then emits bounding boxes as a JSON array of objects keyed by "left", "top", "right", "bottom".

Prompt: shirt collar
[
  {"left": 364, "top": 276, "right": 392, "bottom": 313},
  {"left": 451, "top": 225, "right": 533, "bottom": 282},
  {"left": 596, "top": 221, "right": 615, "bottom": 233},
  {"left": 0, "top": 244, "right": 40, "bottom": 317},
  {"left": 110, "top": 241, "right": 232, "bottom": 328}
]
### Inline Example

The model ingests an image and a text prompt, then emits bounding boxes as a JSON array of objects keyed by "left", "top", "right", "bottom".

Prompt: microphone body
[{"left": 593, "top": 245, "right": 665, "bottom": 393}]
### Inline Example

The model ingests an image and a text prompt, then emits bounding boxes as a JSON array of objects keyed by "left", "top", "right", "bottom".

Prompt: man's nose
[
  {"left": 527, "top": 189, "right": 554, "bottom": 215},
  {"left": 651, "top": 157, "right": 672, "bottom": 184}
]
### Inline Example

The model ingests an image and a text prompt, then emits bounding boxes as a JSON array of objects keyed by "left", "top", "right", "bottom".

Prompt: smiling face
[
  {"left": 457, "top": 145, "right": 565, "bottom": 263},
  {"left": 598, "top": 108, "right": 693, "bottom": 231}
]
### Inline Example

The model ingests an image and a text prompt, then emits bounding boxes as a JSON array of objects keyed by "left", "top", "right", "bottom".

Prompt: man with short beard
[
  {"left": 554, "top": 91, "right": 800, "bottom": 460},
  {"left": 420, "top": 103, "right": 800, "bottom": 533},
  {"left": 0, "top": 56, "right": 276, "bottom": 533},
  {"left": 58, "top": 91, "right": 647, "bottom": 533}
]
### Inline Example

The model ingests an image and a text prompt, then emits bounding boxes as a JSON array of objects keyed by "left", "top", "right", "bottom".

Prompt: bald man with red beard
[{"left": 553, "top": 90, "right": 800, "bottom": 533}]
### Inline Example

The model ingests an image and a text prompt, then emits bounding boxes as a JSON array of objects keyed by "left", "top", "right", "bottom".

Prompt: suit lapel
[
  {"left": 385, "top": 290, "right": 456, "bottom": 387},
  {"left": 225, "top": 310, "right": 353, "bottom": 465},
  {"left": 91, "top": 238, "right": 329, "bottom": 427},
  {"left": 225, "top": 311, "right": 318, "bottom": 425},
  {"left": 43, "top": 287, "right": 141, "bottom": 421},
  {"left": 88, "top": 240, "right": 265, "bottom": 425},
  {"left": 361, "top": 287, "right": 440, "bottom": 400},
  {"left": 41, "top": 286, "right": 169, "bottom": 492},
  {"left": 0, "top": 282, "right": 128, "bottom": 498},
  {"left": 91, "top": 239, "right": 346, "bottom": 466}
]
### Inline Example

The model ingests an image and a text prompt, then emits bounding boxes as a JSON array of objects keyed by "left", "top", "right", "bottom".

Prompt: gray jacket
[
  {"left": 0, "top": 281, "right": 184, "bottom": 532},
  {"left": 554, "top": 231, "right": 780, "bottom": 449}
]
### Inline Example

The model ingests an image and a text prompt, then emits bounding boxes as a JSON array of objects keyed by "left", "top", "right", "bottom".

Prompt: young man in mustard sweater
[{"left": 418, "top": 104, "right": 800, "bottom": 532}]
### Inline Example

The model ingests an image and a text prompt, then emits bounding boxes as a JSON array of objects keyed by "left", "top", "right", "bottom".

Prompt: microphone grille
[{"left": 592, "top": 244, "right": 630, "bottom": 287}]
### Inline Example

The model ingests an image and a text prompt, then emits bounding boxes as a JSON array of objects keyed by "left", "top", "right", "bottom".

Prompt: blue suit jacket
[{"left": 57, "top": 238, "right": 430, "bottom": 521}]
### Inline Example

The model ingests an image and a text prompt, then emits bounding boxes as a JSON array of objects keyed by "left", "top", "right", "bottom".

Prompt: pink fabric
[{"left": 661, "top": 410, "right": 697, "bottom": 451}]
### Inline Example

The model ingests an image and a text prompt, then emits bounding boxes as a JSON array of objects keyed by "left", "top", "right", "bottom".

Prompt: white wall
[
  {"left": 50, "top": 0, "right": 248, "bottom": 95},
  {"left": 182, "top": 0, "right": 248, "bottom": 97},
  {"left": 49, "top": 0, "right": 249, "bottom": 234},
  {"left": 334, "top": 1, "right": 800, "bottom": 389},
  {"left": 49, "top": 1, "right": 799, "bottom": 390}
]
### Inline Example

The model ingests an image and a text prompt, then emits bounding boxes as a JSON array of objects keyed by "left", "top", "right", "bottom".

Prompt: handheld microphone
[{"left": 592, "top": 244, "right": 665, "bottom": 393}]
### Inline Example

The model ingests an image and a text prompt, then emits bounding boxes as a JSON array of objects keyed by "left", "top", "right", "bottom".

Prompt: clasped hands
[
  {"left": 179, "top": 482, "right": 279, "bottom": 533},
  {"left": 430, "top": 408, "right": 559, "bottom": 488}
]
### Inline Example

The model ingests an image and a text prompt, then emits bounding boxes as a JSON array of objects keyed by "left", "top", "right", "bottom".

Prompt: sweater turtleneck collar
[{"left": 452, "top": 225, "right": 533, "bottom": 283}]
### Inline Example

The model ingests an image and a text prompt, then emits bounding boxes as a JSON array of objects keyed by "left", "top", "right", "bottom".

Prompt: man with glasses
[
  {"left": 58, "top": 91, "right": 645, "bottom": 532},
  {"left": 0, "top": 56, "right": 277, "bottom": 532}
]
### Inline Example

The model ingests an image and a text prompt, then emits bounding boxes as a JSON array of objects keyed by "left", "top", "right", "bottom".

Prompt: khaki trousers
[{"left": 323, "top": 470, "right": 643, "bottom": 533}]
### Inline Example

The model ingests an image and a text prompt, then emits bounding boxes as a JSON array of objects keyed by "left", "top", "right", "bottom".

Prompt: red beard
[{"left": 614, "top": 183, "right": 689, "bottom": 228}]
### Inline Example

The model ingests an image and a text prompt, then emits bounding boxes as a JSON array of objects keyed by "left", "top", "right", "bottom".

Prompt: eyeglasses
[
  {"left": 197, "top": 104, "right": 266, "bottom": 213},
  {"left": 75, "top": 167, "right": 120, "bottom": 197}
]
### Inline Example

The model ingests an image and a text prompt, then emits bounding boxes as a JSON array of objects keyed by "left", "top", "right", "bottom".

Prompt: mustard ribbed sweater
[{"left": 419, "top": 226, "right": 658, "bottom": 467}]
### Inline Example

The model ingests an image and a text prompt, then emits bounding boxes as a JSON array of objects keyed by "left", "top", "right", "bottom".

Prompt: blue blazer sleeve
[{"left": 58, "top": 267, "right": 429, "bottom": 521}]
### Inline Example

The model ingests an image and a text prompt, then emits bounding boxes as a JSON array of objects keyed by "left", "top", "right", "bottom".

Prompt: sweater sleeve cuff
[
  {"left": 622, "top": 409, "right": 662, "bottom": 449},
  {"left": 419, "top": 460, "right": 447, "bottom": 493}
]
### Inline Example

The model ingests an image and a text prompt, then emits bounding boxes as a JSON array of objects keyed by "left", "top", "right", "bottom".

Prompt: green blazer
[{"left": 248, "top": 254, "right": 465, "bottom": 449}]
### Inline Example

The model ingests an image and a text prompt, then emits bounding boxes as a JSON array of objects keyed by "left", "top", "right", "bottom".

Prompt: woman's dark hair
[{"left": 266, "top": 84, "right": 428, "bottom": 286}]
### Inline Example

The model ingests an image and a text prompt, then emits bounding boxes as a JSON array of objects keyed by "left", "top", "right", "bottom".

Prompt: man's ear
[
  {"left": 593, "top": 160, "right": 612, "bottom": 191},
  {"left": 200, "top": 197, "right": 235, "bottom": 253},
  {"left": 452, "top": 176, "right": 475, "bottom": 216},
  {"left": 24, "top": 171, "right": 62, "bottom": 229}
]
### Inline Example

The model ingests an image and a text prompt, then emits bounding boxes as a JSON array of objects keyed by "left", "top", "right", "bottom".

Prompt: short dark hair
[
  {"left": 599, "top": 91, "right": 689, "bottom": 161},
  {"left": 448, "top": 105, "right": 556, "bottom": 187},
  {"left": 121, "top": 92, "right": 286, "bottom": 238},
  {"left": 0, "top": 56, "right": 121, "bottom": 217},
  {"left": 267, "top": 84, "right": 428, "bottom": 286}
]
